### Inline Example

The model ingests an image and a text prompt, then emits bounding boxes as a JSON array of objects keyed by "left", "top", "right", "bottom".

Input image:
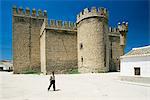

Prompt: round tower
[
  {"left": 76, "top": 7, "right": 109, "bottom": 73},
  {"left": 118, "top": 22, "right": 128, "bottom": 55}
]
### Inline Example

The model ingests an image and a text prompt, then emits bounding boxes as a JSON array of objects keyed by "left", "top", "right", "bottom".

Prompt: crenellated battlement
[
  {"left": 76, "top": 7, "right": 108, "bottom": 23},
  {"left": 109, "top": 21, "right": 128, "bottom": 33},
  {"left": 109, "top": 27, "right": 119, "bottom": 33},
  {"left": 12, "top": 5, "right": 47, "bottom": 17},
  {"left": 118, "top": 22, "right": 128, "bottom": 32},
  {"left": 13, "top": 5, "right": 128, "bottom": 74},
  {"left": 45, "top": 19, "right": 77, "bottom": 31}
]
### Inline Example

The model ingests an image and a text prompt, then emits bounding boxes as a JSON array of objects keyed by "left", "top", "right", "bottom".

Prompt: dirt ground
[{"left": 0, "top": 72, "right": 150, "bottom": 100}]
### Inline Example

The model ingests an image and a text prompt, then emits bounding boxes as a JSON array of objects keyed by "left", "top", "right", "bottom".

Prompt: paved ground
[{"left": 0, "top": 72, "right": 150, "bottom": 100}]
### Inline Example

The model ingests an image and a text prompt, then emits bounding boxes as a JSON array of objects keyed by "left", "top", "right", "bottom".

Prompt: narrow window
[
  {"left": 81, "top": 56, "right": 83, "bottom": 62},
  {"left": 80, "top": 43, "right": 83, "bottom": 49},
  {"left": 104, "top": 43, "right": 106, "bottom": 67},
  {"left": 134, "top": 67, "right": 140, "bottom": 75},
  {"left": 110, "top": 42, "right": 113, "bottom": 58}
]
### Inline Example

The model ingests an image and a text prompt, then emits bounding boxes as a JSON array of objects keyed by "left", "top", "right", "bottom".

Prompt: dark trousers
[{"left": 48, "top": 80, "right": 55, "bottom": 91}]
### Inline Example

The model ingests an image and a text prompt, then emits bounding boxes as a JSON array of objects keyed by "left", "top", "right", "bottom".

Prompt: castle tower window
[
  {"left": 81, "top": 56, "right": 83, "bottom": 62},
  {"left": 80, "top": 43, "right": 83, "bottom": 49}
]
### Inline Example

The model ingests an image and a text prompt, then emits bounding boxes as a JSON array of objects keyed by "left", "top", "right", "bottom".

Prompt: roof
[{"left": 121, "top": 45, "right": 150, "bottom": 58}]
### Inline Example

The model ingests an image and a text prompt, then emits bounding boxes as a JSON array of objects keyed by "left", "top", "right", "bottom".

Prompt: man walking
[{"left": 48, "top": 71, "right": 56, "bottom": 91}]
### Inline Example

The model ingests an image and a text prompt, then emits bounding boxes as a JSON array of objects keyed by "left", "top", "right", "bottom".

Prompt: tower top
[
  {"left": 118, "top": 22, "right": 128, "bottom": 32},
  {"left": 12, "top": 5, "right": 47, "bottom": 18},
  {"left": 76, "top": 7, "right": 108, "bottom": 23}
]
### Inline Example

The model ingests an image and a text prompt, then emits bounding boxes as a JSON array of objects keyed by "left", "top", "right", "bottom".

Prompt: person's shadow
[
  {"left": 55, "top": 89, "right": 61, "bottom": 91},
  {"left": 49, "top": 89, "right": 61, "bottom": 91}
]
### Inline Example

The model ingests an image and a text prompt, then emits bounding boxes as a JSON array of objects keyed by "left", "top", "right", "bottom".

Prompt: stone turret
[
  {"left": 77, "top": 7, "right": 109, "bottom": 73},
  {"left": 118, "top": 22, "right": 128, "bottom": 54}
]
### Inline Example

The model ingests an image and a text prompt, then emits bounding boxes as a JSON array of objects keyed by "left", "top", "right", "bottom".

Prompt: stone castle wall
[
  {"left": 45, "top": 30, "right": 77, "bottom": 74},
  {"left": 13, "top": 6, "right": 46, "bottom": 73},
  {"left": 108, "top": 22, "right": 128, "bottom": 71},
  {"left": 40, "top": 19, "right": 77, "bottom": 74},
  {"left": 30, "top": 18, "right": 44, "bottom": 71},
  {"left": 109, "top": 34, "right": 121, "bottom": 71},
  {"left": 13, "top": 6, "right": 128, "bottom": 74},
  {"left": 13, "top": 16, "right": 30, "bottom": 73}
]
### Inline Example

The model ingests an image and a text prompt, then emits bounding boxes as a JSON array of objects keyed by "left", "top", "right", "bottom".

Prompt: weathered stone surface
[
  {"left": 77, "top": 18, "right": 109, "bottom": 73},
  {"left": 13, "top": 7, "right": 127, "bottom": 74},
  {"left": 13, "top": 16, "right": 30, "bottom": 73},
  {"left": 13, "top": 14, "right": 44, "bottom": 74},
  {"left": 109, "top": 36, "right": 121, "bottom": 71},
  {"left": 44, "top": 30, "right": 77, "bottom": 74}
]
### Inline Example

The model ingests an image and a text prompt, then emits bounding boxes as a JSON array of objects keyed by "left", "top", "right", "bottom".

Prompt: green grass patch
[
  {"left": 68, "top": 68, "right": 80, "bottom": 74},
  {"left": 22, "top": 69, "right": 40, "bottom": 74},
  {"left": 98, "top": 70, "right": 108, "bottom": 73}
]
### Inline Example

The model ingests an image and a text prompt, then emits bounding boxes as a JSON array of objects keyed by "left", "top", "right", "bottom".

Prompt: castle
[{"left": 12, "top": 6, "right": 128, "bottom": 74}]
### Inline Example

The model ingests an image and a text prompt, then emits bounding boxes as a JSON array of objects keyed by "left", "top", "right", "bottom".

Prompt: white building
[
  {"left": 0, "top": 60, "right": 13, "bottom": 71},
  {"left": 120, "top": 45, "right": 150, "bottom": 78}
]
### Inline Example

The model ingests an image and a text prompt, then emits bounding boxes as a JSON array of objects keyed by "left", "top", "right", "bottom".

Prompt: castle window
[
  {"left": 104, "top": 43, "right": 106, "bottom": 67},
  {"left": 134, "top": 67, "right": 140, "bottom": 75},
  {"left": 80, "top": 43, "right": 83, "bottom": 49},
  {"left": 81, "top": 56, "right": 83, "bottom": 62}
]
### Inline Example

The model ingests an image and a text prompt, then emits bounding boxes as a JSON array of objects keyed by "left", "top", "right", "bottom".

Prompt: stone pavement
[{"left": 0, "top": 72, "right": 150, "bottom": 100}]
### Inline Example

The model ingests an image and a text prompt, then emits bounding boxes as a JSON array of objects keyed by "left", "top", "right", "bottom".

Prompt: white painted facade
[
  {"left": 120, "top": 56, "right": 150, "bottom": 77},
  {"left": 0, "top": 64, "right": 11, "bottom": 70},
  {"left": 120, "top": 45, "right": 150, "bottom": 77},
  {"left": 0, "top": 60, "right": 13, "bottom": 71}
]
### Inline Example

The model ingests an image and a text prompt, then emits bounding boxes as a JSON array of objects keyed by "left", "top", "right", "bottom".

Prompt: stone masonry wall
[
  {"left": 104, "top": 22, "right": 110, "bottom": 72},
  {"left": 13, "top": 16, "right": 30, "bottom": 73},
  {"left": 108, "top": 21, "right": 128, "bottom": 71},
  {"left": 13, "top": 6, "right": 127, "bottom": 74},
  {"left": 30, "top": 18, "right": 44, "bottom": 71},
  {"left": 109, "top": 35, "right": 121, "bottom": 71},
  {"left": 77, "top": 18, "right": 109, "bottom": 73},
  {"left": 45, "top": 29, "right": 77, "bottom": 74},
  {"left": 13, "top": 6, "right": 45, "bottom": 73},
  {"left": 13, "top": 16, "right": 44, "bottom": 73}
]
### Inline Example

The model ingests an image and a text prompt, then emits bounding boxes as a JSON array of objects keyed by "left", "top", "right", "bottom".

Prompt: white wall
[{"left": 120, "top": 56, "right": 150, "bottom": 77}]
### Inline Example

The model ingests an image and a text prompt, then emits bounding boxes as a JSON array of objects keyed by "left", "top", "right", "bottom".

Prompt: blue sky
[{"left": 0, "top": 0, "right": 149, "bottom": 60}]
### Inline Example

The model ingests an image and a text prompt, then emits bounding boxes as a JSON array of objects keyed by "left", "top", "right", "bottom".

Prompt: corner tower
[
  {"left": 12, "top": 6, "right": 47, "bottom": 74},
  {"left": 76, "top": 7, "right": 109, "bottom": 73},
  {"left": 118, "top": 22, "right": 128, "bottom": 55}
]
